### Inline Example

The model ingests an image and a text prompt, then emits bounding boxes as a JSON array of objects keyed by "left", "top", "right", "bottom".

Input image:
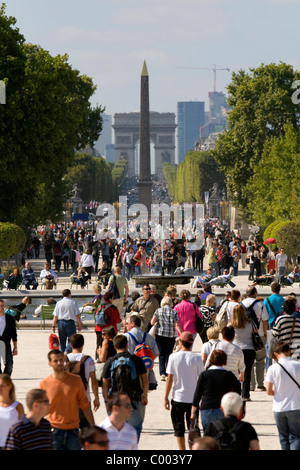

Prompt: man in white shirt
[
  {"left": 241, "top": 286, "right": 269, "bottom": 391},
  {"left": 275, "top": 248, "right": 288, "bottom": 280},
  {"left": 51, "top": 289, "right": 82, "bottom": 354},
  {"left": 205, "top": 268, "right": 236, "bottom": 287},
  {"left": 164, "top": 331, "right": 204, "bottom": 450},
  {"left": 125, "top": 314, "right": 159, "bottom": 359},
  {"left": 40, "top": 263, "right": 57, "bottom": 289},
  {"left": 65, "top": 333, "right": 100, "bottom": 421},
  {"left": 266, "top": 341, "right": 300, "bottom": 450},
  {"left": 205, "top": 326, "right": 245, "bottom": 383},
  {"left": 99, "top": 392, "right": 138, "bottom": 450}
]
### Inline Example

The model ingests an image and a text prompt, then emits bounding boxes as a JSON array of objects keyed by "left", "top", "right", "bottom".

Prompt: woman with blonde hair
[
  {"left": 229, "top": 304, "right": 255, "bottom": 401},
  {"left": 0, "top": 374, "right": 24, "bottom": 449}
]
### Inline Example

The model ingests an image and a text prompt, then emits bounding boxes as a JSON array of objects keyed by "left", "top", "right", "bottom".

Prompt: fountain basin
[{"left": 132, "top": 274, "right": 193, "bottom": 296}]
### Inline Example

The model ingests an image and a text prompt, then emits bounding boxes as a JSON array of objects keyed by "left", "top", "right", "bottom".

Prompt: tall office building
[
  {"left": 177, "top": 101, "right": 205, "bottom": 163},
  {"left": 95, "top": 113, "right": 113, "bottom": 157}
]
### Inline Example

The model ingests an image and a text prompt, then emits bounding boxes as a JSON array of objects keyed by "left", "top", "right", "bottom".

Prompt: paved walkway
[{"left": 3, "top": 250, "right": 297, "bottom": 450}]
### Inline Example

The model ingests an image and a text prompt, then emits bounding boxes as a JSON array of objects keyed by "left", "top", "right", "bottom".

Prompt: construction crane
[{"left": 176, "top": 64, "right": 230, "bottom": 92}]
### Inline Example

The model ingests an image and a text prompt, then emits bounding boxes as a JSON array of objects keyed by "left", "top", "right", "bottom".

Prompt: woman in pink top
[{"left": 174, "top": 290, "right": 203, "bottom": 339}]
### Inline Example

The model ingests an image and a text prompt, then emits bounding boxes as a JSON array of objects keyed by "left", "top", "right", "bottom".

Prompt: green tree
[
  {"left": 0, "top": 5, "right": 104, "bottom": 227},
  {"left": 249, "top": 123, "right": 300, "bottom": 225},
  {"left": 111, "top": 160, "right": 128, "bottom": 201},
  {"left": 165, "top": 151, "right": 225, "bottom": 204},
  {"left": 66, "top": 152, "right": 113, "bottom": 203},
  {"left": 276, "top": 221, "right": 300, "bottom": 264},
  {"left": 0, "top": 222, "right": 26, "bottom": 261},
  {"left": 214, "top": 62, "right": 300, "bottom": 221},
  {"left": 163, "top": 162, "right": 177, "bottom": 200}
]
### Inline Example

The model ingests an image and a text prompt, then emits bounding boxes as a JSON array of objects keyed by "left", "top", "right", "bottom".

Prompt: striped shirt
[
  {"left": 99, "top": 416, "right": 138, "bottom": 450},
  {"left": 5, "top": 416, "right": 53, "bottom": 450},
  {"left": 272, "top": 315, "right": 300, "bottom": 359}
]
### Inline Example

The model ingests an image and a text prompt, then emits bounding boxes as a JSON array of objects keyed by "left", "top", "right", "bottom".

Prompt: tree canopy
[
  {"left": 214, "top": 62, "right": 300, "bottom": 222},
  {"left": 249, "top": 123, "right": 300, "bottom": 225},
  {"left": 163, "top": 151, "right": 225, "bottom": 204},
  {"left": 0, "top": 4, "right": 104, "bottom": 227}
]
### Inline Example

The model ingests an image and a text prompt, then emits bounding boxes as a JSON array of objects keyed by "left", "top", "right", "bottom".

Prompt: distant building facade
[
  {"left": 177, "top": 101, "right": 205, "bottom": 163},
  {"left": 95, "top": 113, "right": 113, "bottom": 158},
  {"left": 113, "top": 112, "right": 176, "bottom": 176}
]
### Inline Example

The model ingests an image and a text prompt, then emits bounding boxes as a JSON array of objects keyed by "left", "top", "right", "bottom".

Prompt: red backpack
[{"left": 128, "top": 332, "right": 154, "bottom": 369}]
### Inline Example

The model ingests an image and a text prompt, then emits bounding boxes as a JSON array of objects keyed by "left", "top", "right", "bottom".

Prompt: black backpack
[
  {"left": 212, "top": 419, "right": 241, "bottom": 450},
  {"left": 241, "top": 299, "right": 260, "bottom": 328},
  {"left": 108, "top": 355, "right": 142, "bottom": 403}
]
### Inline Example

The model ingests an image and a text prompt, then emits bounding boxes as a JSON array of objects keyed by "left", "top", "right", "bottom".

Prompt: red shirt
[{"left": 95, "top": 302, "right": 121, "bottom": 333}]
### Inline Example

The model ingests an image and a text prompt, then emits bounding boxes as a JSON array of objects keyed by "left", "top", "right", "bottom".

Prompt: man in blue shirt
[
  {"left": 264, "top": 282, "right": 284, "bottom": 328},
  {"left": 264, "top": 282, "right": 284, "bottom": 369}
]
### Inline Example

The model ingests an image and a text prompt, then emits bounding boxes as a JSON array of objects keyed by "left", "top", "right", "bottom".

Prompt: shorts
[{"left": 171, "top": 400, "right": 192, "bottom": 437}]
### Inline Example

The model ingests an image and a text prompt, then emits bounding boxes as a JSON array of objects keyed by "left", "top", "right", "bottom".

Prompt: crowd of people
[
  {"left": 0, "top": 270, "right": 300, "bottom": 450},
  {"left": 0, "top": 220, "right": 299, "bottom": 451},
  {"left": 2, "top": 220, "right": 298, "bottom": 297}
]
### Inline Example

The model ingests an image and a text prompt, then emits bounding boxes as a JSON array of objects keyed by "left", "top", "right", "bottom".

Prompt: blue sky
[{"left": 4, "top": 0, "right": 300, "bottom": 117}]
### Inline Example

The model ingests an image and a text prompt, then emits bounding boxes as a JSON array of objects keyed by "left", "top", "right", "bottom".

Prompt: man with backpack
[
  {"left": 65, "top": 333, "right": 100, "bottom": 428},
  {"left": 125, "top": 314, "right": 159, "bottom": 363},
  {"left": 101, "top": 334, "right": 148, "bottom": 441},
  {"left": 107, "top": 266, "right": 129, "bottom": 316},
  {"left": 204, "top": 392, "right": 260, "bottom": 450},
  {"left": 242, "top": 287, "right": 269, "bottom": 391},
  {"left": 264, "top": 282, "right": 285, "bottom": 369}
]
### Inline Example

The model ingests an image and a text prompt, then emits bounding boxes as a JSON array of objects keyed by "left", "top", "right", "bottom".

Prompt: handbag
[
  {"left": 193, "top": 303, "right": 204, "bottom": 334},
  {"left": 251, "top": 321, "right": 264, "bottom": 351},
  {"left": 148, "top": 322, "right": 158, "bottom": 337},
  {"left": 188, "top": 416, "right": 201, "bottom": 449},
  {"left": 95, "top": 362, "right": 105, "bottom": 385}
]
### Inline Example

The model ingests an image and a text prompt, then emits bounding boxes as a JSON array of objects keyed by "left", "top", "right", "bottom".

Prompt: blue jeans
[
  {"left": 274, "top": 409, "right": 300, "bottom": 450},
  {"left": 127, "top": 400, "right": 143, "bottom": 442},
  {"left": 58, "top": 319, "right": 76, "bottom": 353},
  {"left": 209, "top": 262, "right": 219, "bottom": 276},
  {"left": 233, "top": 261, "right": 238, "bottom": 276},
  {"left": 52, "top": 427, "right": 81, "bottom": 450},
  {"left": 201, "top": 408, "right": 224, "bottom": 432},
  {"left": 125, "top": 262, "right": 134, "bottom": 280}
]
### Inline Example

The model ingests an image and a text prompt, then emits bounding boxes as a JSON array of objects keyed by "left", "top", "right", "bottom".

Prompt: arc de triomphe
[{"left": 113, "top": 112, "right": 176, "bottom": 176}]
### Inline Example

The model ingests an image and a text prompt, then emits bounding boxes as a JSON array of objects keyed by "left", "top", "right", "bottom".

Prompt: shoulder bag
[
  {"left": 277, "top": 362, "right": 300, "bottom": 390},
  {"left": 193, "top": 302, "right": 204, "bottom": 334}
]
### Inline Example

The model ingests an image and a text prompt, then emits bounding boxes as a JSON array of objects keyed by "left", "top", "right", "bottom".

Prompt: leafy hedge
[{"left": 0, "top": 222, "right": 26, "bottom": 260}]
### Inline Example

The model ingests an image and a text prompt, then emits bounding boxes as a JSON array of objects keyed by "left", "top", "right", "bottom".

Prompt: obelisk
[{"left": 138, "top": 60, "right": 152, "bottom": 212}]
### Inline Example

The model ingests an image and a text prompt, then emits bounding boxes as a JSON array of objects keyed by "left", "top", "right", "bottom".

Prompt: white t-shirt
[
  {"left": 241, "top": 297, "right": 269, "bottom": 337},
  {"left": 276, "top": 253, "right": 287, "bottom": 268},
  {"left": 166, "top": 350, "right": 204, "bottom": 403},
  {"left": 226, "top": 301, "right": 239, "bottom": 323},
  {"left": 265, "top": 357, "right": 300, "bottom": 412}
]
